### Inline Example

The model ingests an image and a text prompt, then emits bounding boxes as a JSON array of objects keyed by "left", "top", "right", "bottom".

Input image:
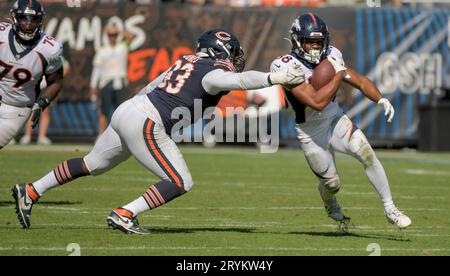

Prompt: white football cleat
[{"left": 385, "top": 207, "right": 412, "bottom": 229}]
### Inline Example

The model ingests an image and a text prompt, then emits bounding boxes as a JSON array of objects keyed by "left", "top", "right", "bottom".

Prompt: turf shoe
[
  {"left": 11, "top": 183, "right": 39, "bottom": 228},
  {"left": 107, "top": 208, "right": 149, "bottom": 235},
  {"left": 385, "top": 207, "right": 412, "bottom": 229}
]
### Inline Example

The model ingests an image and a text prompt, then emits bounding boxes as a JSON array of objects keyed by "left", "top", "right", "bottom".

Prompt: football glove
[
  {"left": 377, "top": 98, "right": 395, "bottom": 123},
  {"left": 31, "top": 97, "right": 50, "bottom": 129},
  {"left": 268, "top": 64, "right": 305, "bottom": 86},
  {"left": 327, "top": 56, "right": 347, "bottom": 73}
]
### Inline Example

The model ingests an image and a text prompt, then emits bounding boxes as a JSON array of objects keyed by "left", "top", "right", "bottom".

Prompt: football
[{"left": 310, "top": 59, "right": 336, "bottom": 90}]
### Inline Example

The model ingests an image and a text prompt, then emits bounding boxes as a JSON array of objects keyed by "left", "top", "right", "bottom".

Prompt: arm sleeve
[
  {"left": 202, "top": 69, "right": 271, "bottom": 95},
  {"left": 138, "top": 71, "right": 167, "bottom": 95}
]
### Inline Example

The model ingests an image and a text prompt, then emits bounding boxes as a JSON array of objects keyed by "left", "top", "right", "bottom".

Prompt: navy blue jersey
[{"left": 147, "top": 55, "right": 234, "bottom": 134}]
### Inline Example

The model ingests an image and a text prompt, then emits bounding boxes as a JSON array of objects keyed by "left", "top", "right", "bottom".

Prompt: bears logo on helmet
[{"left": 197, "top": 29, "right": 245, "bottom": 72}]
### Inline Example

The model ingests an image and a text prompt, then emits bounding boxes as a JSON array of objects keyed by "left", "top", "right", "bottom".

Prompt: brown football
[{"left": 310, "top": 59, "right": 335, "bottom": 90}]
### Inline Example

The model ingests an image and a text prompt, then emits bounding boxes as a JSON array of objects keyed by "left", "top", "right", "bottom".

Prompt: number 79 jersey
[
  {"left": 270, "top": 46, "right": 343, "bottom": 124},
  {"left": 0, "top": 22, "right": 62, "bottom": 107}
]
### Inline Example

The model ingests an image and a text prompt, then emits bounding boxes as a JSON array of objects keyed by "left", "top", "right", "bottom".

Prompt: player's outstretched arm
[
  {"left": 202, "top": 64, "right": 304, "bottom": 95},
  {"left": 30, "top": 67, "right": 64, "bottom": 128},
  {"left": 344, "top": 67, "right": 394, "bottom": 122},
  {"left": 290, "top": 70, "right": 346, "bottom": 111}
]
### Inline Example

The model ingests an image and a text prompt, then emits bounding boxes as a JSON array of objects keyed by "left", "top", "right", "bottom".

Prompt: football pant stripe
[{"left": 143, "top": 119, "right": 184, "bottom": 190}]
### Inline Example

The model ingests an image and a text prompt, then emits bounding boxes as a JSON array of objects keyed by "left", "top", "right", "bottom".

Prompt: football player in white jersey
[
  {"left": 271, "top": 13, "right": 411, "bottom": 230},
  {"left": 0, "top": 0, "right": 63, "bottom": 150}
]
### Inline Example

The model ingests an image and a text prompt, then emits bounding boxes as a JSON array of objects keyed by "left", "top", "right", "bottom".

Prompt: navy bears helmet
[
  {"left": 196, "top": 29, "right": 245, "bottom": 72},
  {"left": 10, "top": 0, "right": 45, "bottom": 42},
  {"left": 290, "top": 13, "right": 329, "bottom": 65}
]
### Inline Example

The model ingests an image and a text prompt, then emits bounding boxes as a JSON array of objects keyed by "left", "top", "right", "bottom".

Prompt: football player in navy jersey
[
  {"left": 11, "top": 28, "right": 309, "bottom": 234},
  {"left": 270, "top": 13, "right": 411, "bottom": 230},
  {"left": 0, "top": 0, "right": 63, "bottom": 150}
]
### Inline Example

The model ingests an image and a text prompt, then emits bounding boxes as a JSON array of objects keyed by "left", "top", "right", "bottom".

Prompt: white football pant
[
  {"left": 0, "top": 103, "right": 32, "bottom": 148},
  {"left": 84, "top": 94, "right": 194, "bottom": 192},
  {"left": 296, "top": 112, "right": 393, "bottom": 205}
]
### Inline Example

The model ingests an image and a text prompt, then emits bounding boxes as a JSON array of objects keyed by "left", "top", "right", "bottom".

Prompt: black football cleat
[{"left": 11, "top": 183, "right": 36, "bottom": 229}]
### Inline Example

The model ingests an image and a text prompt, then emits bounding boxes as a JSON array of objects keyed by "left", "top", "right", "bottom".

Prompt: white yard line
[{"left": 404, "top": 169, "right": 450, "bottom": 176}]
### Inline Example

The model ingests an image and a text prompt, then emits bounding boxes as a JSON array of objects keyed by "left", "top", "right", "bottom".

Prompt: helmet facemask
[
  {"left": 13, "top": 13, "right": 43, "bottom": 41},
  {"left": 11, "top": 0, "right": 45, "bottom": 42},
  {"left": 229, "top": 46, "right": 245, "bottom": 73},
  {"left": 290, "top": 13, "right": 330, "bottom": 65},
  {"left": 292, "top": 33, "right": 327, "bottom": 64}
]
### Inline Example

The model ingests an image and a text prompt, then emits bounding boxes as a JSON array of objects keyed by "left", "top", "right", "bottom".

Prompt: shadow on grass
[
  {"left": 289, "top": 231, "right": 411, "bottom": 242},
  {"left": 0, "top": 200, "right": 82, "bottom": 207},
  {"left": 147, "top": 226, "right": 257, "bottom": 234}
]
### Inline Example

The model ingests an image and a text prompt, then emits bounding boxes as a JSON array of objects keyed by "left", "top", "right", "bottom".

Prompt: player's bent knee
[
  {"left": 321, "top": 176, "right": 340, "bottom": 194},
  {"left": 304, "top": 149, "right": 330, "bottom": 175},
  {"left": 350, "top": 132, "right": 377, "bottom": 167},
  {"left": 83, "top": 155, "right": 107, "bottom": 176},
  {"left": 181, "top": 174, "right": 194, "bottom": 192}
]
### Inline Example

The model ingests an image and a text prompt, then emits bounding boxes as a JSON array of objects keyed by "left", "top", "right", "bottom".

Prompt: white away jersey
[
  {"left": 271, "top": 46, "right": 344, "bottom": 123},
  {"left": 0, "top": 22, "right": 62, "bottom": 106}
]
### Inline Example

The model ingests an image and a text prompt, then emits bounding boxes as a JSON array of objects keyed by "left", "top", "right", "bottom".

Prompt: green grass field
[{"left": 1, "top": 144, "right": 450, "bottom": 256}]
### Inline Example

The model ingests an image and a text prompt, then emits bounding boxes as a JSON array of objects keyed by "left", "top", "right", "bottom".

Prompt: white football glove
[
  {"left": 327, "top": 56, "right": 346, "bottom": 73},
  {"left": 377, "top": 98, "right": 395, "bottom": 123},
  {"left": 268, "top": 64, "right": 305, "bottom": 86}
]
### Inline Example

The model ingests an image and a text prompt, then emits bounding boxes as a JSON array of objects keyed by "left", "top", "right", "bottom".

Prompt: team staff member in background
[
  {"left": 89, "top": 23, "right": 135, "bottom": 136},
  {"left": 0, "top": 0, "right": 63, "bottom": 150},
  {"left": 20, "top": 57, "right": 70, "bottom": 145}
]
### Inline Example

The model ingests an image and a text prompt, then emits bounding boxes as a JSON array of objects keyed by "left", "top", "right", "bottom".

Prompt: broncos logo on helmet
[
  {"left": 10, "top": 0, "right": 45, "bottom": 42},
  {"left": 290, "top": 13, "right": 330, "bottom": 65},
  {"left": 196, "top": 28, "right": 246, "bottom": 72}
]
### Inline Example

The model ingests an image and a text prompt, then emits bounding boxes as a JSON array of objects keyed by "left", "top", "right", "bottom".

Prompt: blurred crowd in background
[{"left": 9, "top": 0, "right": 447, "bottom": 8}]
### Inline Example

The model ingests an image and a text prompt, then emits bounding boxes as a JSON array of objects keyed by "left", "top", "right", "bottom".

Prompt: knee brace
[{"left": 319, "top": 175, "right": 340, "bottom": 194}]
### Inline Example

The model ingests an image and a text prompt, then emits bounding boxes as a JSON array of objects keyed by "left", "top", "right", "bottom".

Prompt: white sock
[
  {"left": 122, "top": 196, "right": 150, "bottom": 217},
  {"left": 33, "top": 171, "right": 60, "bottom": 196},
  {"left": 364, "top": 158, "right": 395, "bottom": 210}
]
